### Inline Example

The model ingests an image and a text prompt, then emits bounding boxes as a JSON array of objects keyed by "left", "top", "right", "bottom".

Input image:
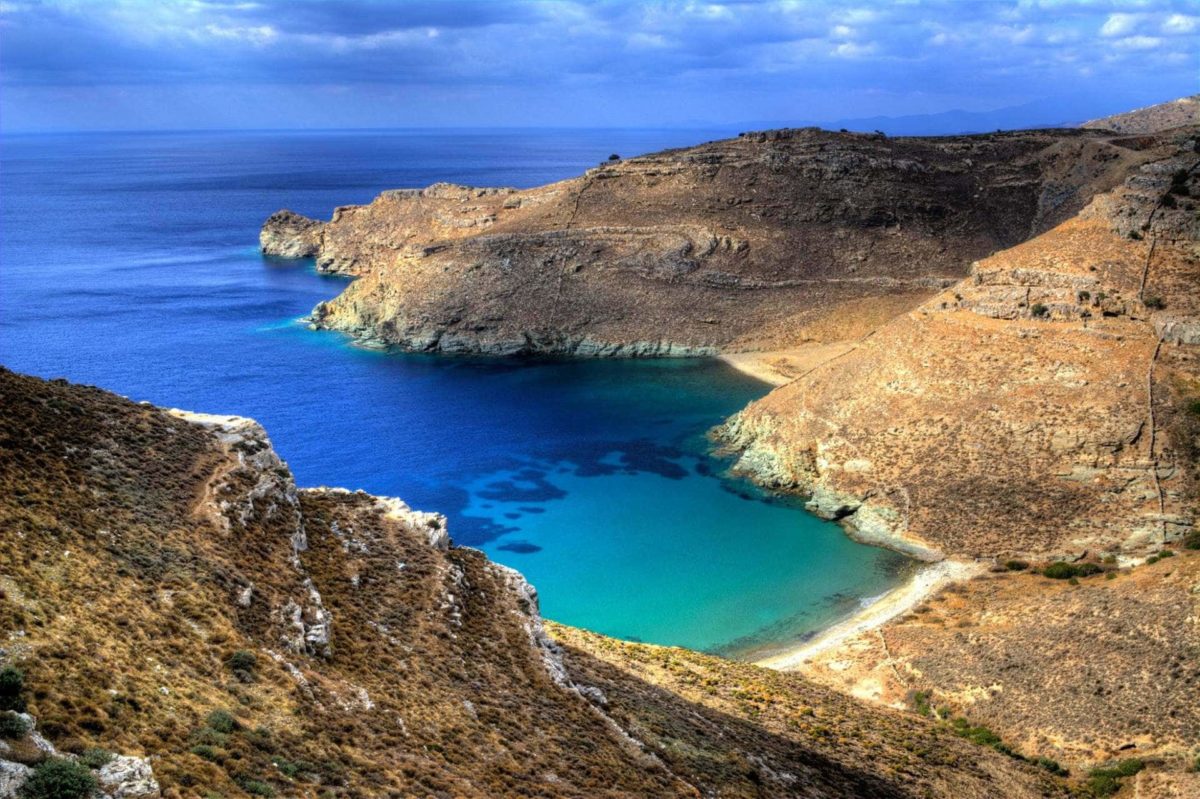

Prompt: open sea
[{"left": 0, "top": 129, "right": 911, "bottom": 658}]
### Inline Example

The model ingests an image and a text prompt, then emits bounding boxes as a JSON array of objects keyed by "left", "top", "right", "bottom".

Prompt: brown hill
[
  {"left": 717, "top": 128, "right": 1200, "bottom": 561},
  {"left": 1083, "top": 95, "right": 1200, "bottom": 135},
  {"left": 262, "top": 127, "right": 1173, "bottom": 356},
  {"left": 0, "top": 368, "right": 1065, "bottom": 798}
]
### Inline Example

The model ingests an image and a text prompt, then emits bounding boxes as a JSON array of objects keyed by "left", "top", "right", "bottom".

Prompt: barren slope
[
  {"left": 718, "top": 128, "right": 1200, "bottom": 561},
  {"left": 1084, "top": 95, "right": 1200, "bottom": 135},
  {"left": 0, "top": 368, "right": 1065, "bottom": 798},
  {"left": 262, "top": 127, "right": 1172, "bottom": 356}
]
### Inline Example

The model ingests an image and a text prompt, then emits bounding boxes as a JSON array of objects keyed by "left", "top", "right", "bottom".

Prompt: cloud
[
  {"left": 0, "top": 0, "right": 1196, "bottom": 131},
  {"left": 1100, "top": 13, "right": 1139, "bottom": 38},
  {"left": 1163, "top": 13, "right": 1197, "bottom": 34}
]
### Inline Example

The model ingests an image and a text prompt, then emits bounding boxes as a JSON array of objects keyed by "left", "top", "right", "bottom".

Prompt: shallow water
[{"left": 0, "top": 130, "right": 911, "bottom": 656}]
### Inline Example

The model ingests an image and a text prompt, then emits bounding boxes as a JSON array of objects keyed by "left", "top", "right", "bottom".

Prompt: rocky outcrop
[
  {"left": 263, "top": 127, "right": 1175, "bottom": 356},
  {"left": 259, "top": 210, "right": 322, "bottom": 258},
  {"left": 0, "top": 713, "right": 159, "bottom": 799},
  {"left": 716, "top": 131, "right": 1200, "bottom": 561}
]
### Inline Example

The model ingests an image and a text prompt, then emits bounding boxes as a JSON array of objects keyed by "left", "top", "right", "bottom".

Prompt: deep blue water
[{"left": 0, "top": 130, "right": 910, "bottom": 657}]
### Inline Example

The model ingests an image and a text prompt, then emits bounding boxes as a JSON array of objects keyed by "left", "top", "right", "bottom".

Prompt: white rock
[
  {"left": 0, "top": 761, "right": 31, "bottom": 798},
  {"left": 98, "top": 755, "right": 160, "bottom": 798}
]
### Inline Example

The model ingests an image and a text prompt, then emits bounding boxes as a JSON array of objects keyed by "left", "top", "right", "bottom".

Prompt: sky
[{"left": 0, "top": 0, "right": 1196, "bottom": 132}]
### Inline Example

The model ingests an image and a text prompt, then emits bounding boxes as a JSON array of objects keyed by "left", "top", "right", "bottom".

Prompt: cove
[{"left": 0, "top": 130, "right": 912, "bottom": 658}]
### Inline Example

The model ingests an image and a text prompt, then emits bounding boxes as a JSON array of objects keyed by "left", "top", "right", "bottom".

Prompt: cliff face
[
  {"left": 262, "top": 127, "right": 1170, "bottom": 356},
  {"left": 717, "top": 129, "right": 1200, "bottom": 561},
  {"left": 0, "top": 368, "right": 1064, "bottom": 798}
]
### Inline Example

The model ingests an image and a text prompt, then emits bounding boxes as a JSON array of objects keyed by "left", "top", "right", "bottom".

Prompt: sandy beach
[
  {"left": 718, "top": 341, "right": 858, "bottom": 386},
  {"left": 754, "top": 559, "right": 983, "bottom": 671}
]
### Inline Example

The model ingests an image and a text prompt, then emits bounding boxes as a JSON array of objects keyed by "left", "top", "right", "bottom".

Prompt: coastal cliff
[
  {"left": 262, "top": 127, "right": 1171, "bottom": 356},
  {"left": 717, "top": 128, "right": 1200, "bottom": 562},
  {"left": 0, "top": 368, "right": 1065, "bottom": 798}
]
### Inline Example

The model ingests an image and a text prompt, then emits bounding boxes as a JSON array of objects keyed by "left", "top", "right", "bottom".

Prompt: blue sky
[{"left": 0, "top": 0, "right": 1196, "bottom": 132}]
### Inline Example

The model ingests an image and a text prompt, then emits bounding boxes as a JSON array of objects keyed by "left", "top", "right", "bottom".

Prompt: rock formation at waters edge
[
  {"left": 262, "top": 125, "right": 1180, "bottom": 356},
  {"left": 0, "top": 368, "right": 1067, "bottom": 798}
]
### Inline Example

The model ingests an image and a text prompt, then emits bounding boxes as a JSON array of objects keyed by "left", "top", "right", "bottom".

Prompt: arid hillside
[
  {"left": 262, "top": 126, "right": 1173, "bottom": 356},
  {"left": 1084, "top": 95, "right": 1200, "bottom": 135},
  {"left": 0, "top": 368, "right": 1067, "bottom": 798},
  {"left": 718, "top": 127, "right": 1200, "bottom": 562}
]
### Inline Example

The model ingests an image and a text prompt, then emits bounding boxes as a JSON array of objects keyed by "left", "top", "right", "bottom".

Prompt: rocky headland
[{"left": 262, "top": 126, "right": 1175, "bottom": 357}]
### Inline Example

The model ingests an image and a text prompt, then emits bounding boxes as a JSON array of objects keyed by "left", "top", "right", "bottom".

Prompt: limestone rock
[
  {"left": 0, "top": 761, "right": 31, "bottom": 798},
  {"left": 98, "top": 755, "right": 160, "bottom": 799}
]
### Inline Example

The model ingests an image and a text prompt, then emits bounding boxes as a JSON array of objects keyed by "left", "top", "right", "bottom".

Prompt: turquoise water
[{"left": 0, "top": 130, "right": 912, "bottom": 657}]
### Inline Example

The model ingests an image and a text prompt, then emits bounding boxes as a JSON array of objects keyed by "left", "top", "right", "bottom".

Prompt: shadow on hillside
[{"left": 557, "top": 642, "right": 919, "bottom": 799}]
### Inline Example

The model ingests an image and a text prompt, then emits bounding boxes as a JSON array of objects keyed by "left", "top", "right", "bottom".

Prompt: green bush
[
  {"left": 205, "top": 710, "right": 239, "bottom": 734},
  {"left": 190, "top": 744, "right": 220, "bottom": 762},
  {"left": 1087, "top": 759, "right": 1144, "bottom": 796},
  {"left": 1042, "top": 562, "right": 1080, "bottom": 579},
  {"left": 1003, "top": 560, "right": 1029, "bottom": 571},
  {"left": 0, "top": 666, "right": 25, "bottom": 712},
  {"left": 80, "top": 748, "right": 114, "bottom": 769},
  {"left": 951, "top": 718, "right": 1004, "bottom": 749},
  {"left": 238, "top": 778, "right": 276, "bottom": 797},
  {"left": 1075, "top": 562, "right": 1103, "bottom": 576},
  {"left": 1184, "top": 530, "right": 1200, "bottom": 550},
  {"left": 0, "top": 711, "right": 30, "bottom": 739},
  {"left": 18, "top": 758, "right": 98, "bottom": 799},
  {"left": 1031, "top": 303, "right": 1050, "bottom": 318},
  {"left": 226, "top": 650, "right": 257, "bottom": 681},
  {"left": 1144, "top": 296, "right": 1166, "bottom": 310},
  {"left": 1036, "top": 756, "right": 1068, "bottom": 776},
  {"left": 909, "top": 690, "right": 932, "bottom": 717},
  {"left": 1128, "top": 230, "right": 1143, "bottom": 240}
]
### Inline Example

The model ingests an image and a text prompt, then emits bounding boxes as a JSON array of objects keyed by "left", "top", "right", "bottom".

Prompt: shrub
[
  {"left": 190, "top": 744, "right": 220, "bottom": 761},
  {"left": 607, "top": 153, "right": 621, "bottom": 161},
  {"left": 1161, "top": 193, "right": 1177, "bottom": 208},
  {"left": 1031, "top": 303, "right": 1050, "bottom": 318},
  {"left": 205, "top": 710, "right": 239, "bottom": 734},
  {"left": 1128, "top": 230, "right": 1143, "bottom": 240},
  {"left": 1184, "top": 529, "right": 1200, "bottom": 550},
  {"left": 0, "top": 711, "right": 30, "bottom": 739},
  {"left": 1042, "top": 562, "right": 1080, "bottom": 579},
  {"left": 1170, "top": 168, "right": 1190, "bottom": 195},
  {"left": 0, "top": 666, "right": 25, "bottom": 712},
  {"left": 226, "top": 650, "right": 257, "bottom": 673},
  {"left": 80, "top": 748, "right": 114, "bottom": 768},
  {"left": 909, "top": 690, "right": 932, "bottom": 717},
  {"left": 1188, "top": 399, "right": 1200, "bottom": 416},
  {"left": 1003, "top": 560, "right": 1029, "bottom": 571},
  {"left": 1036, "top": 756, "right": 1068, "bottom": 776},
  {"left": 1077, "top": 290, "right": 1091, "bottom": 302},
  {"left": 1075, "top": 562, "right": 1103, "bottom": 576},
  {"left": 1087, "top": 759, "right": 1144, "bottom": 796},
  {"left": 1144, "top": 296, "right": 1166, "bottom": 310},
  {"left": 238, "top": 778, "right": 276, "bottom": 797},
  {"left": 18, "top": 758, "right": 98, "bottom": 799},
  {"left": 951, "top": 717, "right": 1004, "bottom": 749}
]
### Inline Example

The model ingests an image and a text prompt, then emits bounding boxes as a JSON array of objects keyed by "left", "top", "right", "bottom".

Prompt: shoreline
[
  {"left": 718, "top": 341, "right": 858, "bottom": 387},
  {"left": 754, "top": 559, "right": 983, "bottom": 671}
]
